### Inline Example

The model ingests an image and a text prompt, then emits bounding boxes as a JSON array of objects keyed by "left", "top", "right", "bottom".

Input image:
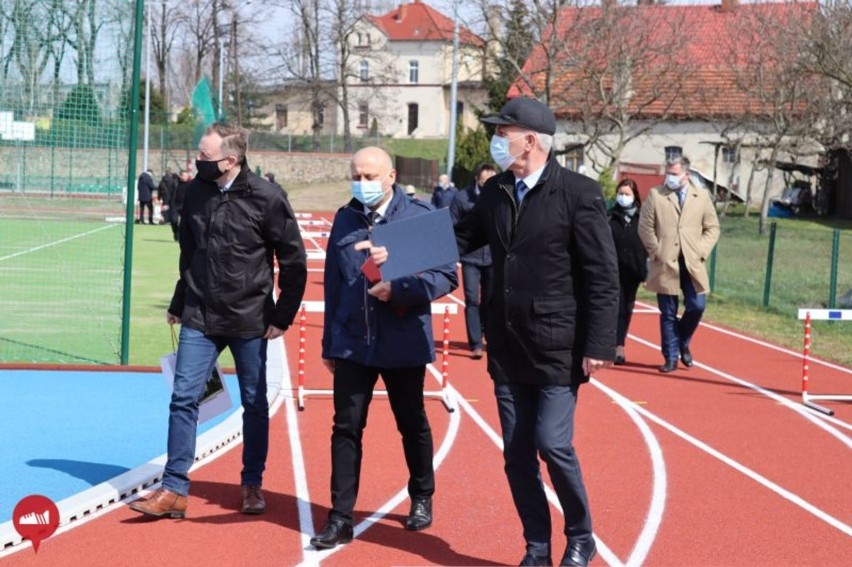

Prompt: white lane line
[
  {"left": 628, "top": 333, "right": 852, "bottom": 445},
  {"left": 601, "top": 378, "right": 852, "bottom": 537},
  {"left": 634, "top": 300, "right": 852, "bottom": 375},
  {"left": 443, "top": 378, "right": 625, "bottom": 567},
  {"left": 590, "top": 378, "right": 667, "bottom": 567},
  {"left": 296, "top": 362, "right": 462, "bottom": 567},
  {"left": 0, "top": 224, "right": 117, "bottom": 262},
  {"left": 275, "top": 337, "right": 316, "bottom": 564}
]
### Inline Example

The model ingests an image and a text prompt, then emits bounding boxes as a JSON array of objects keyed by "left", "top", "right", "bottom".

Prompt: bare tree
[
  {"left": 150, "top": 0, "right": 182, "bottom": 112},
  {"left": 723, "top": 2, "right": 817, "bottom": 233}
]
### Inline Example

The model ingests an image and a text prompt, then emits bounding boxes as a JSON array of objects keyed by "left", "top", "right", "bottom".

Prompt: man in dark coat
[
  {"left": 168, "top": 170, "right": 189, "bottom": 241},
  {"left": 449, "top": 162, "right": 497, "bottom": 359},
  {"left": 367, "top": 98, "right": 618, "bottom": 566},
  {"left": 430, "top": 173, "right": 457, "bottom": 208},
  {"left": 157, "top": 167, "right": 179, "bottom": 224},
  {"left": 129, "top": 122, "right": 307, "bottom": 520},
  {"left": 136, "top": 168, "right": 156, "bottom": 224},
  {"left": 309, "top": 146, "right": 457, "bottom": 549}
]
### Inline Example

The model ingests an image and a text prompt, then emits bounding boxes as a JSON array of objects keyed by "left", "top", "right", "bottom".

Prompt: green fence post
[
  {"left": 709, "top": 244, "right": 718, "bottom": 293},
  {"left": 121, "top": 0, "right": 145, "bottom": 365},
  {"left": 763, "top": 221, "right": 777, "bottom": 308},
  {"left": 828, "top": 228, "right": 840, "bottom": 309}
]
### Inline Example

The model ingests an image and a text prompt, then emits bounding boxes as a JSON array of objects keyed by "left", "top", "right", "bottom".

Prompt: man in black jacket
[
  {"left": 130, "top": 122, "right": 307, "bottom": 520},
  {"left": 136, "top": 168, "right": 156, "bottom": 224},
  {"left": 454, "top": 98, "right": 618, "bottom": 566}
]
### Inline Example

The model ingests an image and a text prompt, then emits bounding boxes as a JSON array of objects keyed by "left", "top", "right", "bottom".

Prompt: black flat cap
[{"left": 481, "top": 97, "right": 556, "bottom": 135}]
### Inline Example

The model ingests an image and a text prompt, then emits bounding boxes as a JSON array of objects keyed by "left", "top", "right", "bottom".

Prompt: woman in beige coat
[{"left": 638, "top": 156, "right": 720, "bottom": 373}]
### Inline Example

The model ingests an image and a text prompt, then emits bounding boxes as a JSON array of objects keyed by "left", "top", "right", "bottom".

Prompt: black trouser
[
  {"left": 138, "top": 200, "right": 153, "bottom": 223},
  {"left": 170, "top": 211, "right": 181, "bottom": 241},
  {"left": 495, "top": 381, "right": 592, "bottom": 558},
  {"left": 461, "top": 262, "right": 493, "bottom": 349},
  {"left": 616, "top": 272, "right": 642, "bottom": 346},
  {"left": 329, "top": 359, "right": 435, "bottom": 524}
]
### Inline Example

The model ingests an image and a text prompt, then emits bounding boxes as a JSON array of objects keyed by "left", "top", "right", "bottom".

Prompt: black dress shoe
[
  {"left": 614, "top": 354, "right": 625, "bottom": 365},
  {"left": 405, "top": 496, "right": 432, "bottom": 531},
  {"left": 680, "top": 346, "right": 694, "bottom": 367},
  {"left": 560, "top": 539, "right": 597, "bottom": 566},
  {"left": 659, "top": 360, "right": 678, "bottom": 373},
  {"left": 309, "top": 519, "right": 353, "bottom": 549},
  {"left": 520, "top": 552, "right": 553, "bottom": 566}
]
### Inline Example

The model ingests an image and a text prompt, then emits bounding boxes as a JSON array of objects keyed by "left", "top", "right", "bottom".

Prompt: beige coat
[{"left": 638, "top": 181, "right": 720, "bottom": 295}]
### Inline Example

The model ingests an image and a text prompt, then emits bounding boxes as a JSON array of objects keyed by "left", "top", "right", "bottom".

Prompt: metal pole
[
  {"left": 828, "top": 228, "right": 840, "bottom": 308},
  {"left": 763, "top": 222, "right": 777, "bottom": 308},
  {"left": 123, "top": 0, "right": 146, "bottom": 364},
  {"left": 143, "top": 1, "right": 151, "bottom": 172},
  {"left": 218, "top": 40, "right": 225, "bottom": 118},
  {"left": 446, "top": 0, "right": 460, "bottom": 182}
]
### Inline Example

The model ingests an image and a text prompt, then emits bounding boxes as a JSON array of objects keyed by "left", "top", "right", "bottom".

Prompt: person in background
[
  {"left": 264, "top": 172, "right": 288, "bottom": 199},
  {"left": 608, "top": 178, "right": 648, "bottom": 365},
  {"left": 136, "top": 168, "right": 156, "bottom": 224},
  {"left": 157, "top": 167, "right": 179, "bottom": 225},
  {"left": 168, "top": 170, "right": 189, "bottom": 242},
  {"left": 430, "top": 173, "right": 457, "bottom": 209},
  {"left": 129, "top": 122, "right": 307, "bottom": 520},
  {"left": 449, "top": 162, "right": 497, "bottom": 359},
  {"left": 404, "top": 184, "right": 417, "bottom": 198},
  {"left": 638, "top": 155, "right": 720, "bottom": 373},
  {"left": 309, "top": 146, "right": 457, "bottom": 549}
]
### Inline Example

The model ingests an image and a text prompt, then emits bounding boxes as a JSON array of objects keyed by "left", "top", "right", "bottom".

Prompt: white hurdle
[
  {"left": 296, "top": 301, "right": 458, "bottom": 413},
  {"left": 797, "top": 309, "right": 852, "bottom": 416}
]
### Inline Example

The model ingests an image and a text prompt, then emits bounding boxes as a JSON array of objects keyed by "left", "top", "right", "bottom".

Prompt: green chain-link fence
[{"left": 0, "top": 0, "right": 141, "bottom": 364}]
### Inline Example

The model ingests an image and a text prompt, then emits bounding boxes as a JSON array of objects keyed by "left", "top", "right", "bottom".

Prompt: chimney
[
  {"left": 395, "top": 3, "right": 407, "bottom": 22},
  {"left": 720, "top": 0, "right": 738, "bottom": 13}
]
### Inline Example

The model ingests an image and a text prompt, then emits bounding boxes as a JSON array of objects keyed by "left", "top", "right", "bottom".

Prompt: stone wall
[{"left": 0, "top": 146, "right": 351, "bottom": 187}]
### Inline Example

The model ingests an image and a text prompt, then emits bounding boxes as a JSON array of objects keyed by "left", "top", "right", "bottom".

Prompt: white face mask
[
  {"left": 489, "top": 134, "right": 524, "bottom": 170},
  {"left": 616, "top": 194, "right": 634, "bottom": 208},
  {"left": 665, "top": 173, "right": 683, "bottom": 190}
]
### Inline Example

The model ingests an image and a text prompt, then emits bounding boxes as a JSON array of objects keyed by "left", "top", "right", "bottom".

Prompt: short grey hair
[
  {"left": 666, "top": 155, "right": 691, "bottom": 171},
  {"left": 536, "top": 133, "right": 554, "bottom": 153}
]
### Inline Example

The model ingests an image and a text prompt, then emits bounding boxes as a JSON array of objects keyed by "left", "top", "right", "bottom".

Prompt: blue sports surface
[{"left": 0, "top": 369, "right": 240, "bottom": 523}]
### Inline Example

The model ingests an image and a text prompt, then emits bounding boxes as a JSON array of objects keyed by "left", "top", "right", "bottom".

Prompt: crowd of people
[{"left": 128, "top": 96, "right": 719, "bottom": 567}]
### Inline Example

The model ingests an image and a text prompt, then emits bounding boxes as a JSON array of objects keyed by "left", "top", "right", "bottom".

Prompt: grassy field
[{"left": 2, "top": 187, "right": 849, "bottom": 368}]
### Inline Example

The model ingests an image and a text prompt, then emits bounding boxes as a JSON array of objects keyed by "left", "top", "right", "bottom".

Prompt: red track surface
[{"left": 3, "top": 212, "right": 850, "bottom": 566}]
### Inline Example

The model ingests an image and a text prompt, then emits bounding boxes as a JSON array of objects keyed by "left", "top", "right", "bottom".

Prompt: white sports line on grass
[{"left": 0, "top": 224, "right": 118, "bottom": 262}]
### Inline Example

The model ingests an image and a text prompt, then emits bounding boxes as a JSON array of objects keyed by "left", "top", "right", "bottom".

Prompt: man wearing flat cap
[{"left": 455, "top": 97, "right": 618, "bottom": 566}]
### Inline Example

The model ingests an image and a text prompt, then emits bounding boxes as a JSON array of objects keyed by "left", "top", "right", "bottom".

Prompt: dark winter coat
[
  {"left": 449, "top": 184, "right": 491, "bottom": 267},
  {"left": 137, "top": 171, "right": 155, "bottom": 202},
  {"left": 608, "top": 205, "right": 648, "bottom": 283},
  {"left": 454, "top": 156, "right": 619, "bottom": 386},
  {"left": 168, "top": 161, "right": 307, "bottom": 337},
  {"left": 322, "top": 186, "right": 458, "bottom": 368},
  {"left": 431, "top": 185, "right": 457, "bottom": 209}
]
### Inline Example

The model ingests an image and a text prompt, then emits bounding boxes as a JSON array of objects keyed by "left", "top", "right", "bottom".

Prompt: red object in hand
[{"left": 361, "top": 256, "right": 382, "bottom": 284}]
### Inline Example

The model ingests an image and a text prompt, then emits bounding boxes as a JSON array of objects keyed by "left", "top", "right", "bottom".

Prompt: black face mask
[{"left": 195, "top": 157, "right": 228, "bottom": 183}]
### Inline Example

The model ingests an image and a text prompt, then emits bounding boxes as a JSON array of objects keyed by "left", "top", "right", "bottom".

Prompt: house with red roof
[
  {"left": 511, "top": 0, "right": 824, "bottom": 207},
  {"left": 342, "top": 0, "right": 491, "bottom": 139}
]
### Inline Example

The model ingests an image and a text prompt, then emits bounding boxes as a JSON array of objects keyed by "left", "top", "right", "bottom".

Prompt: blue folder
[{"left": 371, "top": 208, "right": 459, "bottom": 281}]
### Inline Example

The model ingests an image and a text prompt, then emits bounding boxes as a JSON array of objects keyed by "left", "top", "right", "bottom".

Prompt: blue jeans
[
  {"left": 495, "top": 382, "right": 592, "bottom": 557},
  {"left": 657, "top": 255, "right": 706, "bottom": 362},
  {"left": 163, "top": 326, "right": 269, "bottom": 496},
  {"left": 461, "top": 263, "right": 492, "bottom": 349}
]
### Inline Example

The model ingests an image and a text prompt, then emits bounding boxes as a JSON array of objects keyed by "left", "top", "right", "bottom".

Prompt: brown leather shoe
[
  {"left": 241, "top": 485, "right": 266, "bottom": 515},
  {"left": 128, "top": 488, "right": 187, "bottom": 519}
]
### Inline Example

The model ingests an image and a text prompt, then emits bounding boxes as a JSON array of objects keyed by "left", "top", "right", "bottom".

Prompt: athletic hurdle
[
  {"left": 797, "top": 309, "right": 852, "bottom": 416},
  {"left": 296, "top": 300, "right": 458, "bottom": 413}
]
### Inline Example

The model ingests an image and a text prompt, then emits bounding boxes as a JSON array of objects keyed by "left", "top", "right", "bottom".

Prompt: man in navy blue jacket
[
  {"left": 449, "top": 162, "right": 497, "bottom": 359},
  {"left": 310, "top": 147, "right": 458, "bottom": 549}
]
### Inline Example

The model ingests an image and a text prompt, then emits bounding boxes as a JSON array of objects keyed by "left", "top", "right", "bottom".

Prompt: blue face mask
[
  {"left": 490, "top": 134, "right": 524, "bottom": 170},
  {"left": 351, "top": 175, "right": 388, "bottom": 207},
  {"left": 616, "top": 194, "right": 635, "bottom": 208},
  {"left": 665, "top": 173, "right": 683, "bottom": 190}
]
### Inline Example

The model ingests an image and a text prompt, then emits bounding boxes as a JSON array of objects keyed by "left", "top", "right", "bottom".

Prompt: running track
[{"left": 2, "top": 211, "right": 850, "bottom": 566}]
